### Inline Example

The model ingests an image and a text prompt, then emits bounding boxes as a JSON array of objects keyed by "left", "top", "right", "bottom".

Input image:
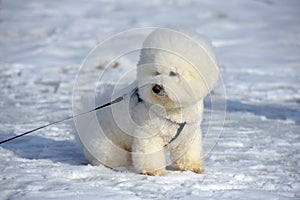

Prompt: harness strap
[
  {"left": 165, "top": 122, "right": 187, "bottom": 147},
  {"left": 132, "top": 89, "right": 187, "bottom": 147},
  {"left": 131, "top": 88, "right": 143, "bottom": 102}
]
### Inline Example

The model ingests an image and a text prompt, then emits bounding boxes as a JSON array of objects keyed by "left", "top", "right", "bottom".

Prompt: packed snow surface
[{"left": 0, "top": 0, "right": 299, "bottom": 199}]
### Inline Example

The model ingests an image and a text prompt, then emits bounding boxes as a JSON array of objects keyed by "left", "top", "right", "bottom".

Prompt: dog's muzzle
[{"left": 152, "top": 84, "right": 164, "bottom": 96}]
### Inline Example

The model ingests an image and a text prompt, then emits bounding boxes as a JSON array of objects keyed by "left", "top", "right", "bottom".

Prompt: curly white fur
[{"left": 77, "top": 28, "right": 219, "bottom": 175}]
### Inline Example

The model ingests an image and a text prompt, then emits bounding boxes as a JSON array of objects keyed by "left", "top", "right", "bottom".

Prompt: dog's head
[{"left": 136, "top": 29, "right": 219, "bottom": 109}]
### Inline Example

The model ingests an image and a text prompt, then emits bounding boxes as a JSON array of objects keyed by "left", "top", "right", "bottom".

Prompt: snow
[{"left": 0, "top": 0, "right": 299, "bottom": 199}]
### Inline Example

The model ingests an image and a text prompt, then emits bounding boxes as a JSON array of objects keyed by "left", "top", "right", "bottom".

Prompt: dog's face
[
  {"left": 137, "top": 50, "right": 211, "bottom": 109},
  {"left": 136, "top": 29, "right": 219, "bottom": 109}
]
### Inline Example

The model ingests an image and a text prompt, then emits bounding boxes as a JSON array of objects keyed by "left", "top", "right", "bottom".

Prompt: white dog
[{"left": 77, "top": 29, "right": 219, "bottom": 175}]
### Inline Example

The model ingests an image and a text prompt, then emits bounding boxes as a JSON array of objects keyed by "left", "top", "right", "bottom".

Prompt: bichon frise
[{"left": 77, "top": 28, "right": 219, "bottom": 175}]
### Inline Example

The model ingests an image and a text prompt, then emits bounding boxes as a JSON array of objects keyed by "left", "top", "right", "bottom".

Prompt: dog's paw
[
  {"left": 175, "top": 161, "right": 204, "bottom": 174},
  {"left": 190, "top": 166, "right": 204, "bottom": 174},
  {"left": 141, "top": 169, "right": 164, "bottom": 176}
]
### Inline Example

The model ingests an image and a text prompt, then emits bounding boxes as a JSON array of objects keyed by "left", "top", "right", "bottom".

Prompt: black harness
[
  {"left": 131, "top": 88, "right": 187, "bottom": 147},
  {"left": 165, "top": 121, "right": 186, "bottom": 147}
]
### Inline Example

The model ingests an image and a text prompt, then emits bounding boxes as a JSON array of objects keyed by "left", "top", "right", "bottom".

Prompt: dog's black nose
[{"left": 152, "top": 84, "right": 162, "bottom": 94}]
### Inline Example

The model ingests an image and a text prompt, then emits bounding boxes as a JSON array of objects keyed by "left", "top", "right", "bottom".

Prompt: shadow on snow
[{"left": 0, "top": 134, "right": 88, "bottom": 165}]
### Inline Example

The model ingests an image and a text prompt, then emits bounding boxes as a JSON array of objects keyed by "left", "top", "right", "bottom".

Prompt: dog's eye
[
  {"left": 155, "top": 71, "right": 160, "bottom": 76},
  {"left": 169, "top": 71, "right": 178, "bottom": 76}
]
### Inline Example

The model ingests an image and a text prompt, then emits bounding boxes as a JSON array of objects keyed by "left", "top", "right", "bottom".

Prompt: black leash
[
  {"left": 0, "top": 96, "right": 124, "bottom": 145},
  {"left": 0, "top": 88, "right": 187, "bottom": 147}
]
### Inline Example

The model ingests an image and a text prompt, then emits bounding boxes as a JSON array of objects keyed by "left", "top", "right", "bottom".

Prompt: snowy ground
[{"left": 0, "top": 0, "right": 300, "bottom": 199}]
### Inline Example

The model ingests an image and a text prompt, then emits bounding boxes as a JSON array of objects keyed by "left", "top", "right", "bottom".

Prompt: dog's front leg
[
  {"left": 132, "top": 136, "right": 166, "bottom": 175},
  {"left": 170, "top": 125, "right": 204, "bottom": 173}
]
